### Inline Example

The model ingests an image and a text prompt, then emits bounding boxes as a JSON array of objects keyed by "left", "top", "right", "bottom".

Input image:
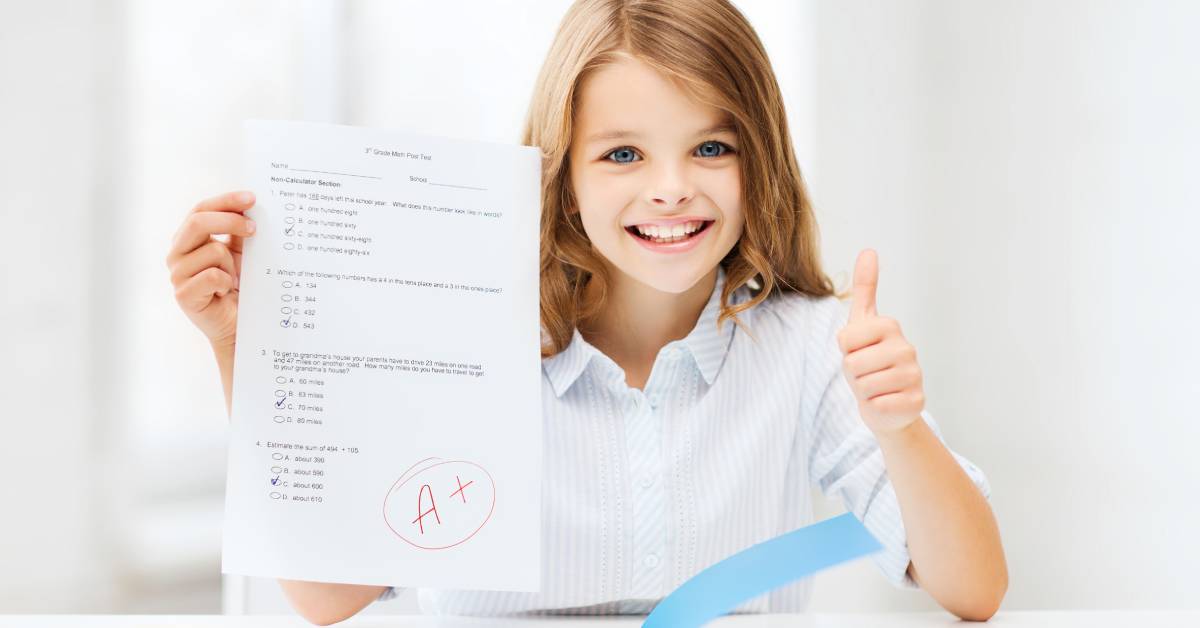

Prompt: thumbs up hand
[{"left": 835, "top": 249, "right": 926, "bottom": 437}]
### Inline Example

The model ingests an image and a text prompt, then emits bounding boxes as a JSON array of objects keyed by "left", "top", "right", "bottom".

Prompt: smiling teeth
[{"left": 635, "top": 221, "right": 703, "bottom": 239}]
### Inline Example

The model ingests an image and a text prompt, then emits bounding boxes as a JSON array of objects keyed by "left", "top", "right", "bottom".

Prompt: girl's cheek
[{"left": 706, "top": 189, "right": 743, "bottom": 229}]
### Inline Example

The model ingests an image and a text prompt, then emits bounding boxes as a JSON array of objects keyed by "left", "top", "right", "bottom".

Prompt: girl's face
[{"left": 568, "top": 54, "right": 744, "bottom": 295}]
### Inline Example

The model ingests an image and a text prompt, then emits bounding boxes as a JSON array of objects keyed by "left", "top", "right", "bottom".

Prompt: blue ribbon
[{"left": 642, "top": 512, "right": 883, "bottom": 628}]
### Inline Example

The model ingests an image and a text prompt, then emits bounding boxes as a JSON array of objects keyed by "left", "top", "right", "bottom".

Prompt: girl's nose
[
  {"left": 653, "top": 193, "right": 692, "bottom": 207},
  {"left": 647, "top": 162, "right": 695, "bottom": 208}
]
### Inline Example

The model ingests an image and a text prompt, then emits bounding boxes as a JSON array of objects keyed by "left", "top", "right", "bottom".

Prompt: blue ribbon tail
[{"left": 642, "top": 512, "right": 884, "bottom": 628}]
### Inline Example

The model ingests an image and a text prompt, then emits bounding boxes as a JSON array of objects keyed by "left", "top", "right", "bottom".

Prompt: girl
[{"left": 166, "top": 0, "right": 1006, "bottom": 623}]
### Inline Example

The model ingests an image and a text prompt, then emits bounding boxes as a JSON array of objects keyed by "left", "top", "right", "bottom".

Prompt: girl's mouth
[{"left": 624, "top": 219, "right": 715, "bottom": 253}]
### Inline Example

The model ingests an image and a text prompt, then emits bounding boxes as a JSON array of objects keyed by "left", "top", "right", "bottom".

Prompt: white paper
[{"left": 221, "top": 119, "right": 542, "bottom": 592}]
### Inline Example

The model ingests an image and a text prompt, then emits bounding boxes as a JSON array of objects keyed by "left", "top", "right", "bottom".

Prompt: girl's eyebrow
[{"left": 584, "top": 123, "right": 737, "bottom": 144}]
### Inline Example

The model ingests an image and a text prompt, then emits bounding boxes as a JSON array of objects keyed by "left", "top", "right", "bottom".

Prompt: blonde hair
[{"left": 522, "top": 0, "right": 839, "bottom": 358}]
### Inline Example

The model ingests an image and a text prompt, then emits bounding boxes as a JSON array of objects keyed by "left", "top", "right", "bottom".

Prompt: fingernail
[
  {"left": 246, "top": 219, "right": 256, "bottom": 233},
  {"left": 236, "top": 191, "right": 254, "bottom": 204}
]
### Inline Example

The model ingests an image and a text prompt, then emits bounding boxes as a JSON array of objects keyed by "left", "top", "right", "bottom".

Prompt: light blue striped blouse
[{"left": 375, "top": 264, "right": 991, "bottom": 615}]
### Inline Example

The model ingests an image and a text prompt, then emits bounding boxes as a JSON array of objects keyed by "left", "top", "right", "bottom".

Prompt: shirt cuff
[
  {"left": 861, "top": 479, "right": 920, "bottom": 590},
  {"left": 861, "top": 411, "right": 993, "bottom": 590}
]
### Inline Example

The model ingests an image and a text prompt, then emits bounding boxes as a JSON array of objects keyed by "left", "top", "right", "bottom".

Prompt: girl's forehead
[
  {"left": 579, "top": 54, "right": 694, "bottom": 101},
  {"left": 574, "top": 59, "right": 731, "bottom": 142}
]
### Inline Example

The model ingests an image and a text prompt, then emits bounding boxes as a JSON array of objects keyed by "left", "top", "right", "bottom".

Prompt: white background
[{"left": 1, "top": 0, "right": 1197, "bottom": 615}]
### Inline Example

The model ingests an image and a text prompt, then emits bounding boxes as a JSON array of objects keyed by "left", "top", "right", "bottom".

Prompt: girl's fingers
[
  {"left": 842, "top": 339, "right": 913, "bottom": 378},
  {"left": 853, "top": 363, "right": 922, "bottom": 401},
  {"left": 170, "top": 240, "right": 238, "bottom": 288},
  {"left": 192, "top": 190, "right": 255, "bottom": 215},
  {"left": 167, "top": 210, "right": 256, "bottom": 265},
  {"left": 866, "top": 390, "right": 925, "bottom": 418},
  {"left": 194, "top": 190, "right": 255, "bottom": 254},
  {"left": 174, "top": 266, "right": 236, "bottom": 313},
  {"left": 837, "top": 316, "right": 900, "bottom": 354},
  {"left": 166, "top": 190, "right": 256, "bottom": 264}
]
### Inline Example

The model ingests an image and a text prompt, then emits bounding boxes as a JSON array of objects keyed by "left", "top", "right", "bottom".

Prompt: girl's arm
[
  {"left": 836, "top": 250, "right": 1006, "bottom": 620},
  {"left": 276, "top": 579, "right": 389, "bottom": 626},
  {"left": 213, "top": 339, "right": 236, "bottom": 419},
  {"left": 876, "top": 419, "right": 1007, "bottom": 620},
  {"left": 212, "top": 343, "right": 390, "bottom": 624}
]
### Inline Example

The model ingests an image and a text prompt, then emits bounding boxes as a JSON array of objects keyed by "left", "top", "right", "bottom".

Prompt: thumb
[{"left": 849, "top": 248, "right": 878, "bottom": 322}]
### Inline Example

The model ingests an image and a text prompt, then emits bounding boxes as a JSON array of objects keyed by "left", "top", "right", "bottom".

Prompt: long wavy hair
[{"left": 523, "top": 0, "right": 841, "bottom": 358}]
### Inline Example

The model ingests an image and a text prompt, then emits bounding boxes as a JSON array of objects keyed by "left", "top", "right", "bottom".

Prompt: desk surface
[{"left": 1, "top": 612, "right": 1197, "bottom": 627}]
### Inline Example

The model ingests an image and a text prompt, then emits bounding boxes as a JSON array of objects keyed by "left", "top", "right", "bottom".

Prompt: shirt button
[
  {"left": 644, "top": 553, "right": 660, "bottom": 568},
  {"left": 639, "top": 474, "right": 655, "bottom": 489}
]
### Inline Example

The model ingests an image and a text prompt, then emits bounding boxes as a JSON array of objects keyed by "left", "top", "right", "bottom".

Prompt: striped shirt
[{"left": 376, "top": 264, "right": 991, "bottom": 615}]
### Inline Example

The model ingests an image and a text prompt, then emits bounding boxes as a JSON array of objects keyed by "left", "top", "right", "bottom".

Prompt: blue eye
[
  {"left": 601, "top": 140, "right": 736, "bottom": 164},
  {"left": 606, "top": 147, "right": 639, "bottom": 164},
  {"left": 695, "top": 140, "right": 732, "bottom": 158}
]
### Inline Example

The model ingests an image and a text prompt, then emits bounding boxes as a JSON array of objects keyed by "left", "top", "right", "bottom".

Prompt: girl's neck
[{"left": 580, "top": 266, "right": 717, "bottom": 376}]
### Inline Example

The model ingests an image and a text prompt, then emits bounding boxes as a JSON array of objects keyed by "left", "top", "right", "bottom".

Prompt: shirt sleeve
[{"left": 805, "top": 300, "right": 992, "bottom": 590}]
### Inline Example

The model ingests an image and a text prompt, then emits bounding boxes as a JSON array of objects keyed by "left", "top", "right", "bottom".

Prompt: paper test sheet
[{"left": 221, "top": 119, "right": 542, "bottom": 591}]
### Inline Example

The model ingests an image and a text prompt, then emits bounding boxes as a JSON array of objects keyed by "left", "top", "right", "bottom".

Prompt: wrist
[
  {"left": 872, "top": 414, "right": 927, "bottom": 451},
  {"left": 210, "top": 336, "right": 236, "bottom": 356}
]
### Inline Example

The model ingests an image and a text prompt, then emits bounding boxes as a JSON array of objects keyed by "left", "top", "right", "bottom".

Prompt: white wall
[{"left": 0, "top": 0, "right": 122, "bottom": 613}]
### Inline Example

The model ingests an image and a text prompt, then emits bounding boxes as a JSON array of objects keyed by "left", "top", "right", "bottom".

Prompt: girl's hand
[
  {"left": 835, "top": 249, "right": 926, "bottom": 437},
  {"left": 165, "top": 190, "right": 257, "bottom": 349}
]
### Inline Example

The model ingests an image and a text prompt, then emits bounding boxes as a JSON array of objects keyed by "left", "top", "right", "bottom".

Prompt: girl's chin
[{"left": 616, "top": 264, "right": 711, "bottom": 295}]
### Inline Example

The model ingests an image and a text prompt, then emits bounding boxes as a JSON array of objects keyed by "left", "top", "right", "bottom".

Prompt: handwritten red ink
[
  {"left": 449, "top": 475, "right": 474, "bottom": 503},
  {"left": 383, "top": 458, "right": 496, "bottom": 551},
  {"left": 412, "top": 483, "right": 441, "bottom": 534}
]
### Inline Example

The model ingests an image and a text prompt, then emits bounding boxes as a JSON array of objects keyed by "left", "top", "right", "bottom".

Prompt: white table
[{"left": 0, "top": 612, "right": 1197, "bottom": 627}]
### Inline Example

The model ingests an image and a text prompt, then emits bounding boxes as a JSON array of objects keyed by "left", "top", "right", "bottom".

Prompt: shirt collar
[{"left": 543, "top": 265, "right": 747, "bottom": 398}]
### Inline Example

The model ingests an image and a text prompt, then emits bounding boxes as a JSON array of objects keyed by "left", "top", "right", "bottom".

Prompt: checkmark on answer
[
  {"left": 271, "top": 476, "right": 280, "bottom": 485},
  {"left": 275, "top": 397, "right": 286, "bottom": 408},
  {"left": 284, "top": 224, "right": 295, "bottom": 235}
]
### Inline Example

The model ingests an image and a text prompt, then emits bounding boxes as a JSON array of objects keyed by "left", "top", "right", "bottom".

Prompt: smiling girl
[{"left": 166, "top": 0, "right": 1005, "bottom": 623}]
